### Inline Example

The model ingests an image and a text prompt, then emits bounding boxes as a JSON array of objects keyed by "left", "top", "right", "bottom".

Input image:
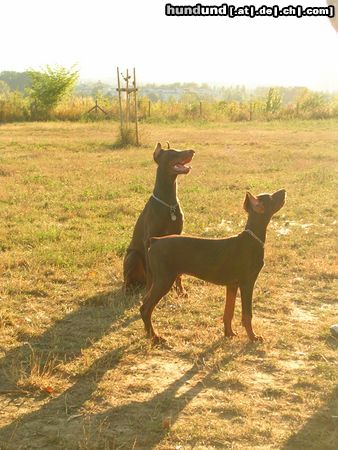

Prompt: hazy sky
[{"left": 1, "top": 0, "right": 337, "bottom": 90}]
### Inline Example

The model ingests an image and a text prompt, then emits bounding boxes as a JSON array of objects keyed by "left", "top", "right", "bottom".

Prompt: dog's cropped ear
[
  {"left": 243, "top": 192, "right": 265, "bottom": 214},
  {"left": 153, "top": 142, "right": 163, "bottom": 164}
]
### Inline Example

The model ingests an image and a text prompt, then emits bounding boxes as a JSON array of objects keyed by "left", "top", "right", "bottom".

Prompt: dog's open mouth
[{"left": 172, "top": 157, "right": 193, "bottom": 174}]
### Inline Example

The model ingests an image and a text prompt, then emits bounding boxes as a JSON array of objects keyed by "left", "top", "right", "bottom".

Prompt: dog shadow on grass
[
  {"left": 0, "top": 285, "right": 144, "bottom": 446},
  {"left": 0, "top": 334, "right": 247, "bottom": 448},
  {"left": 87, "top": 344, "right": 337, "bottom": 450},
  {"left": 5, "top": 291, "right": 335, "bottom": 449},
  {"left": 2, "top": 311, "right": 336, "bottom": 449}
]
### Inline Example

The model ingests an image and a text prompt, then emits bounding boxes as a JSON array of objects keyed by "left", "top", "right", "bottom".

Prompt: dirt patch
[
  {"left": 278, "top": 359, "right": 306, "bottom": 370},
  {"left": 248, "top": 370, "right": 275, "bottom": 386},
  {"left": 129, "top": 356, "right": 193, "bottom": 395},
  {"left": 291, "top": 306, "right": 315, "bottom": 323}
]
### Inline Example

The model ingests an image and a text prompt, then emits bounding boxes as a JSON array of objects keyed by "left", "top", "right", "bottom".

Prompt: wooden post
[
  {"left": 116, "top": 66, "right": 140, "bottom": 147},
  {"left": 249, "top": 102, "right": 253, "bottom": 121},
  {"left": 117, "top": 67, "right": 123, "bottom": 132},
  {"left": 148, "top": 100, "right": 151, "bottom": 117},
  {"left": 133, "top": 68, "right": 139, "bottom": 146},
  {"left": 199, "top": 101, "right": 202, "bottom": 118},
  {"left": 125, "top": 69, "right": 129, "bottom": 126}
]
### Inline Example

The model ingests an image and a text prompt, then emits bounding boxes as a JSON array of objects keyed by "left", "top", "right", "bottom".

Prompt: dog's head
[
  {"left": 153, "top": 142, "right": 195, "bottom": 177},
  {"left": 244, "top": 189, "right": 286, "bottom": 221}
]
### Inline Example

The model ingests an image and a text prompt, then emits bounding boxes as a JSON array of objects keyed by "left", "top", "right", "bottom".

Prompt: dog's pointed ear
[
  {"left": 243, "top": 192, "right": 265, "bottom": 214},
  {"left": 166, "top": 141, "right": 170, "bottom": 149},
  {"left": 153, "top": 142, "right": 163, "bottom": 164}
]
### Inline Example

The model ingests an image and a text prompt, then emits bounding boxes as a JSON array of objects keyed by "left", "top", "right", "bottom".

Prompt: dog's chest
[
  {"left": 166, "top": 211, "right": 183, "bottom": 233},
  {"left": 148, "top": 201, "right": 183, "bottom": 235}
]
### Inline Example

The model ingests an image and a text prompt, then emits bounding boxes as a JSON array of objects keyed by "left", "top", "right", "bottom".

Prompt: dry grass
[{"left": 0, "top": 120, "right": 337, "bottom": 449}]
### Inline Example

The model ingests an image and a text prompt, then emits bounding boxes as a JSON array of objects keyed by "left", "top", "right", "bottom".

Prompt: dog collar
[
  {"left": 151, "top": 193, "right": 178, "bottom": 221},
  {"left": 244, "top": 229, "right": 265, "bottom": 248}
]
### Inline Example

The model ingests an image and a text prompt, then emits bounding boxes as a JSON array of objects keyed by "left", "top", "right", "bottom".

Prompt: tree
[
  {"left": 266, "top": 88, "right": 282, "bottom": 113},
  {"left": 27, "top": 65, "right": 79, "bottom": 118},
  {"left": 0, "top": 71, "right": 31, "bottom": 92},
  {"left": 0, "top": 80, "right": 10, "bottom": 95}
]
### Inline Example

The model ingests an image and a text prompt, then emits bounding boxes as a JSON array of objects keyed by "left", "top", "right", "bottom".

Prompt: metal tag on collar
[{"left": 170, "top": 206, "right": 177, "bottom": 221}]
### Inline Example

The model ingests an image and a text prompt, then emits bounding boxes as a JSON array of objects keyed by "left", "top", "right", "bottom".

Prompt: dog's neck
[
  {"left": 245, "top": 215, "right": 270, "bottom": 244},
  {"left": 153, "top": 168, "right": 178, "bottom": 204}
]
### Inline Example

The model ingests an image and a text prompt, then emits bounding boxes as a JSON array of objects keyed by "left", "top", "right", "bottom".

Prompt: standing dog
[
  {"left": 123, "top": 142, "right": 195, "bottom": 292},
  {"left": 140, "top": 189, "right": 286, "bottom": 342}
]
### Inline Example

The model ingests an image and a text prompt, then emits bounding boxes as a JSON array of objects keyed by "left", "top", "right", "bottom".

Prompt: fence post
[
  {"left": 125, "top": 69, "right": 129, "bottom": 126},
  {"left": 133, "top": 68, "right": 139, "bottom": 146},
  {"left": 116, "top": 67, "right": 123, "bottom": 133},
  {"left": 249, "top": 102, "right": 253, "bottom": 121}
]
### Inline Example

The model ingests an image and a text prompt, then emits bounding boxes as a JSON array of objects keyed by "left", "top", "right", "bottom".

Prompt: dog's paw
[
  {"left": 151, "top": 334, "right": 169, "bottom": 347},
  {"left": 250, "top": 334, "right": 264, "bottom": 342},
  {"left": 224, "top": 330, "right": 238, "bottom": 338}
]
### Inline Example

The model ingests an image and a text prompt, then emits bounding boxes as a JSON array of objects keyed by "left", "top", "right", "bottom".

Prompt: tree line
[{"left": 0, "top": 67, "right": 337, "bottom": 122}]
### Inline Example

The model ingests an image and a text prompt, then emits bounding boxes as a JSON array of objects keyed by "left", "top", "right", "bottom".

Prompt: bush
[{"left": 27, "top": 65, "right": 79, "bottom": 120}]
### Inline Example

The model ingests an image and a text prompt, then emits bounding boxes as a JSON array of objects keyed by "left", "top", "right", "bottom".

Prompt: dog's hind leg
[
  {"left": 144, "top": 241, "right": 153, "bottom": 292},
  {"left": 123, "top": 250, "right": 146, "bottom": 292},
  {"left": 174, "top": 275, "right": 188, "bottom": 297},
  {"left": 140, "top": 275, "right": 176, "bottom": 343}
]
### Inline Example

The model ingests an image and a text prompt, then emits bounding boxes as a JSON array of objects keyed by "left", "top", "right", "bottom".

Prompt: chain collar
[
  {"left": 151, "top": 193, "right": 179, "bottom": 221},
  {"left": 244, "top": 229, "right": 265, "bottom": 248}
]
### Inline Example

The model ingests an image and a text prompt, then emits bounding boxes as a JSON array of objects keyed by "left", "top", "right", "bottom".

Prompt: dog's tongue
[{"left": 174, "top": 163, "right": 191, "bottom": 173}]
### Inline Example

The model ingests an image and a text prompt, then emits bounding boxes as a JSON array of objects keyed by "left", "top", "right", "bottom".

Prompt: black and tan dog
[
  {"left": 140, "top": 189, "right": 286, "bottom": 342},
  {"left": 123, "top": 142, "right": 195, "bottom": 293}
]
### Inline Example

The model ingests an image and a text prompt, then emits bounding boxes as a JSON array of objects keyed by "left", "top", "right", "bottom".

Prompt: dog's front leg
[
  {"left": 223, "top": 283, "right": 238, "bottom": 337},
  {"left": 239, "top": 280, "right": 263, "bottom": 341}
]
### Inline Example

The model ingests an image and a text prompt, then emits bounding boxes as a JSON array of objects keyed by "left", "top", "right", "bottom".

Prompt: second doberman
[
  {"left": 123, "top": 142, "right": 195, "bottom": 292},
  {"left": 140, "top": 189, "right": 286, "bottom": 343}
]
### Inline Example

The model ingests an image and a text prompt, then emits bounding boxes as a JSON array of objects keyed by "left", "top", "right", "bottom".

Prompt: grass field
[{"left": 0, "top": 120, "right": 337, "bottom": 449}]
